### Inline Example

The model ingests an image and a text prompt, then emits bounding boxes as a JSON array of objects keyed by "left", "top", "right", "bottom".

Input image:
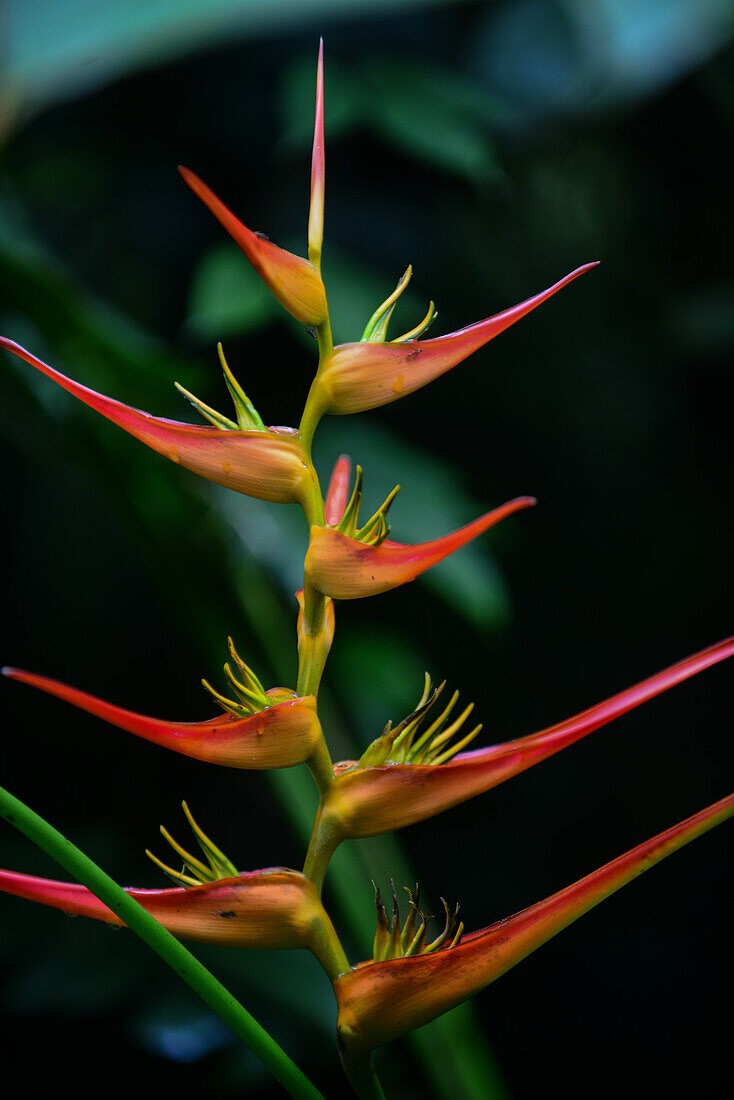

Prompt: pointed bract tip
[{"left": 319, "top": 261, "right": 599, "bottom": 414}]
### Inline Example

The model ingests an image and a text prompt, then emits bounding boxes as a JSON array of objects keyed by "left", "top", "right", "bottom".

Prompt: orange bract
[
  {"left": 306, "top": 497, "right": 535, "bottom": 599},
  {"left": 317, "top": 264, "right": 597, "bottom": 414},
  {"left": 179, "top": 167, "right": 327, "bottom": 327},
  {"left": 2, "top": 667, "right": 321, "bottom": 770},
  {"left": 336, "top": 792, "right": 734, "bottom": 1067},
  {"left": 0, "top": 337, "right": 311, "bottom": 504}
]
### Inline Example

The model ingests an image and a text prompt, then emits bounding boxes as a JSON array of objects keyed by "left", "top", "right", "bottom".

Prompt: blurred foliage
[{"left": 1, "top": 1, "right": 733, "bottom": 1098}]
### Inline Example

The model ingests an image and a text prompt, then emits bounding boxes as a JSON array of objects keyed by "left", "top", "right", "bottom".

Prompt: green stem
[
  {"left": 302, "top": 804, "right": 342, "bottom": 893},
  {"left": 307, "top": 735, "right": 336, "bottom": 798},
  {"left": 297, "top": 584, "right": 329, "bottom": 697},
  {"left": 0, "top": 783, "right": 325, "bottom": 1100},
  {"left": 299, "top": 314, "right": 333, "bottom": 453},
  {"left": 299, "top": 462, "right": 325, "bottom": 530}
]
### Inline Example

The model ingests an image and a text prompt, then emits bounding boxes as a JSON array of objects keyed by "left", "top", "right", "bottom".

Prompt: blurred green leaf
[
  {"left": 364, "top": 58, "right": 502, "bottom": 183},
  {"left": 186, "top": 242, "right": 280, "bottom": 340},
  {"left": 280, "top": 52, "right": 502, "bottom": 184}
]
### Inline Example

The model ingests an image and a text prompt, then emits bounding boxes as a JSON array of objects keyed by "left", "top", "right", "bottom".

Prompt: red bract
[
  {"left": 304, "top": 637, "right": 734, "bottom": 878},
  {"left": 316, "top": 263, "right": 597, "bottom": 415},
  {"left": 0, "top": 866, "right": 345, "bottom": 979},
  {"left": 306, "top": 496, "right": 536, "bottom": 599},
  {"left": 0, "top": 337, "right": 311, "bottom": 504},
  {"left": 335, "top": 792, "right": 734, "bottom": 1072},
  {"left": 2, "top": 668, "right": 321, "bottom": 770}
]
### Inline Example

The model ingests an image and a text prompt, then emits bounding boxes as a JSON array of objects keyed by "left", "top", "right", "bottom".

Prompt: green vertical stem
[{"left": 0, "top": 783, "right": 325, "bottom": 1100}]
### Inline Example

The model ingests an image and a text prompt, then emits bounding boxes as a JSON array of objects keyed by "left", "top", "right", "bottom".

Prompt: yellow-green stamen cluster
[
  {"left": 176, "top": 342, "right": 266, "bottom": 431},
  {"left": 360, "top": 265, "right": 438, "bottom": 344},
  {"left": 146, "top": 801, "right": 239, "bottom": 888},
  {"left": 372, "top": 882, "right": 463, "bottom": 962},
  {"left": 357, "top": 674, "right": 482, "bottom": 769},
  {"left": 334, "top": 465, "right": 400, "bottom": 548},
  {"left": 202, "top": 637, "right": 282, "bottom": 718}
]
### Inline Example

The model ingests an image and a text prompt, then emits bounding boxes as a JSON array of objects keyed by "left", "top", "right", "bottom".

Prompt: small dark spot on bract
[
  {"left": 6, "top": 814, "right": 15, "bottom": 823},
  {"left": 219, "top": 910, "right": 236, "bottom": 918}
]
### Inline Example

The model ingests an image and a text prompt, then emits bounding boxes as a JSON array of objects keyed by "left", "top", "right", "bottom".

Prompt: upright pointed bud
[
  {"left": 308, "top": 39, "right": 325, "bottom": 267},
  {"left": 0, "top": 865, "right": 349, "bottom": 980},
  {"left": 0, "top": 338, "right": 313, "bottom": 505},
  {"left": 314, "top": 263, "right": 597, "bottom": 414},
  {"left": 306, "top": 495, "right": 536, "bottom": 599},
  {"left": 324, "top": 454, "right": 353, "bottom": 525},
  {"left": 335, "top": 793, "right": 734, "bottom": 1070},
  {"left": 179, "top": 167, "right": 327, "bottom": 327},
  {"left": 2, "top": 662, "right": 322, "bottom": 771},
  {"left": 302, "top": 638, "right": 734, "bottom": 882}
]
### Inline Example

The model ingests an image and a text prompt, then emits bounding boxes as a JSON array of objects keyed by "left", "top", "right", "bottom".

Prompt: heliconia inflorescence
[{"left": 1, "top": 41, "right": 730, "bottom": 1099}]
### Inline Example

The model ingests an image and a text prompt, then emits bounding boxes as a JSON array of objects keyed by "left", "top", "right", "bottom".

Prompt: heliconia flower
[
  {"left": 335, "top": 792, "right": 734, "bottom": 1073},
  {"left": 0, "top": 337, "right": 313, "bottom": 505},
  {"left": 371, "top": 881, "right": 463, "bottom": 963},
  {"left": 0, "top": 862, "right": 347, "bottom": 980},
  {"left": 145, "top": 800, "right": 241, "bottom": 887},
  {"left": 304, "top": 638, "right": 734, "bottom": 878},
  {"left": 2, "top": 636, "right": 321, "bottom": 770},
  {"left": 306, "top": 479, "right": 535, "bottom": 599},
  {"left": 179, "top": 47, "right": 327, "bottom": 328},
  {"left": 315, "top": 262, "right": 597, "bottom": 415}
]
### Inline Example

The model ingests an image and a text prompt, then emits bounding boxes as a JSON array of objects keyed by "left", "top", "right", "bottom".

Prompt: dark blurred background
[{"left": 1, "top": 1, "right": 732, "bottom": 1097}]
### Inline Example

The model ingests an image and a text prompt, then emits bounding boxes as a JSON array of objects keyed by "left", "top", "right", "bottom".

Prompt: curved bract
[
  {"left": 179, "top": 168, "right": 327, "bottom": 327},
  {"left": 317, "top": 264, "right": 597, "bottom": 414},
  {"left": 335, "top": 792, "right": 734, "bottom": 1066},
  {"left": 0, "top": 866, "right": 344, "bottom": 978},
  {"left": 305, "top": 496, "right": 535, "bottom": 599},
  {"left": 310, "top": 637, "right": 734, "bottom": 853},
  {"left": 2, "top": 668, "right": 320, "bottom": 770},
  {"left": 0, "top": 338, "right": 310, "bottom": 504}
]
